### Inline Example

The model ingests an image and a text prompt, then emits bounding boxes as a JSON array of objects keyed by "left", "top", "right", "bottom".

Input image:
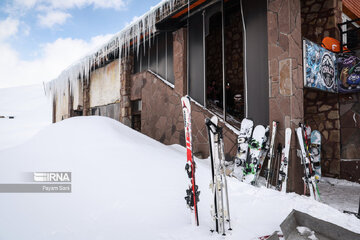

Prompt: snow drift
[
  {"left": 0, "top": 116, "right": 358, "bottom": 240},
  {"left": 0, "top": 84, "right": 51, "bottom": 150}
]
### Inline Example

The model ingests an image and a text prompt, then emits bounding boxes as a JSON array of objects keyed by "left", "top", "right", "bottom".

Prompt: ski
[
  {"left": 181, "top": 96, "right": 200, "bottom": 226},
  {"left": 277, "top": 128, "right": 292, "bottom": 192},
  {"left": 296, "top": 126, "right": 319, "bottom": 200},
  {"left": 206, "top": 116, "right": 232, "bottom": 235},
  {"left": 233, "top": 118, "right": 254, "bottom": 180},
  {"left": 310, "top": 130, "right": 321, "bottom": 182},
  {"left": 300, "top": 123, "right": 321, "bottom": 200},
  {"left": 243, "top": 125, "right": 266, "bottom": 184},
  {"left": 271, "top": 143, "right": 283, "bottom": 188},
  {"left": 206, "top": 116, "right": 219, "bottom": 232},
  {"left": 266, "top": 121, "right": 278, "bottom": 188}
]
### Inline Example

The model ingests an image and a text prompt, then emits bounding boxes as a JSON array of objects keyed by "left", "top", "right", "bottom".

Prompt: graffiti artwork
[
  {"left": 337, "top": 54, "right": 360, "bottom": 93},
  {"left": 303, "top": 39, "right": 338, "bottom": 93}
]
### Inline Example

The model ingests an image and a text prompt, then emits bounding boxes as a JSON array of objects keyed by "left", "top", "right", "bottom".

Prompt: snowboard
[
  {"left": 310, "top": 130, "right": 321, "bottom": 182},
  {"left": 277, "top": 128, "right": 292, "bottom": 192},
  {"left": 233, "top": 118, "right": 254, "bottom": 180},
  {"left": 243, "top": 125, "right": 266, "bottom": 184},
  {"left": 181, "top": 96, "right": 200, "bottom": 226},
  {"left": 205, "top": 116, "right": 232, "bottom": 235},
  {"left": 253, "top": 125, "right": 270, "bottom": 186}
]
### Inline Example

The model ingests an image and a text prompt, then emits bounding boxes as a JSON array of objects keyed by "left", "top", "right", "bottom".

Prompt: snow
[
  {"left": 318, "top": 177, "right": 360, "bottom": 213},
  {"left": 296, "top": 226, "right": 318, "bottom": 240},
  {"left": 0, "top": 84, "right": 51, "bottom": 151},
  {"left": 0, "top": 113, "right": 359, "bottom": 239}
]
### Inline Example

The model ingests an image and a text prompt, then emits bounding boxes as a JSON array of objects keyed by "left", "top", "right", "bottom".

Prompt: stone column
[
  {"left": 173, "top": 28, "right": 187, "bottom": 96},
  {"left": 268, "top": 0, "right": 304, "bottom": 194},
  {"left": 119, "top": 55, "right": 133, "bottom": 127},
  {"left": 82, "top": 76, "right": 90, "bottom": 116}
]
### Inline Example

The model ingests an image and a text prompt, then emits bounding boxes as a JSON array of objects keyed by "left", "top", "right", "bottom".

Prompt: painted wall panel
[
  {"left": 89, "top": 59, "right": 120, "bottom": 108},
  {"left": 55, "top": 89, "right": 69, "bottom": 122}
]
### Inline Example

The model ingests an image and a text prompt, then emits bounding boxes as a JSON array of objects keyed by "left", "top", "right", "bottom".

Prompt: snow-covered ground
[
  {"left": 0, "top": 116, "right": 358, "bottom": 239},
  {"left": 319, "top": 177, "right": 360, "bottom": 213},
  {"left": 0, "top": 84, "right": 51, "bottom": 150},
  {"left": 0, "top": 85, "right": 359, "bottom": 239}
]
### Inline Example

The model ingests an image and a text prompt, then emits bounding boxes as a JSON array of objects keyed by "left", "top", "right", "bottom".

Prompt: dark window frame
[{"left": 133, "top": 32, "right": 175, "bottom": 86}]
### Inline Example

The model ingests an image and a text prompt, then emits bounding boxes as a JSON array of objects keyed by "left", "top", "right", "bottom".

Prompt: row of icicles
[{"left": 45, "top": 0, "right": 185, "bottom": 106}]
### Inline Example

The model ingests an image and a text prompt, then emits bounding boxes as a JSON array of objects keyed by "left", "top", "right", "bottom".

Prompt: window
[
  {"left": 188, "top": 1, "right": 245, "bottom": 125},
  {"left": 133, "top": 32, "right": 174, "bottom": 85},
  {"left": 188, "top": 12, "right": 205, "bottom": 105}
]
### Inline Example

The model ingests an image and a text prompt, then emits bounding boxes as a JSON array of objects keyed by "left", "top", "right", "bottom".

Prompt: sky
[{"left": 0, "top": 0, "right": 162, "bottom": 88}]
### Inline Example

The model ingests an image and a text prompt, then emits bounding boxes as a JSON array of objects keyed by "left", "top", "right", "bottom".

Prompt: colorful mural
[
  {"left": 337, "top": 54, "right": 360, "bottom": 93},
  {"left": 303, "top": 39, "right": 338, "bottom": 93}
]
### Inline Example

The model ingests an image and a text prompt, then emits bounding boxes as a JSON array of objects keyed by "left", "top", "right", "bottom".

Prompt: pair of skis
[
  {"left": 181, "top": 96, "right": 200, "bottom": 226},
  {"left": 295, "top": 124, "right": 321, "bottom": 201},
  {"left": 182, "top": 96, "right": 231, "bottom": 233},
  {"left": 206, "top": 116, "right": 232, "bottom": 235},
  {"left": 265, "top": 122, "right": 292, "bottom": 192}
]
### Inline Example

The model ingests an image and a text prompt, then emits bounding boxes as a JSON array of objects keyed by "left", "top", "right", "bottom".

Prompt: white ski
[{"left": 277, "top": 128, "right": 291, "bottom": 192}]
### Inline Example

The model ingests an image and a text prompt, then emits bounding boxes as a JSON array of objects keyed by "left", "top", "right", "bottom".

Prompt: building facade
[{"left": 46, "top": 0, "right": 360, "bottom": 194}]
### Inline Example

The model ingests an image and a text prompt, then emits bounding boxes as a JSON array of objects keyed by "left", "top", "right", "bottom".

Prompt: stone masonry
[
  {"left": 304, "top": 89, "right": 341, "bottom": 177},
  {"left": 130, "top": 27, "right": 238, "bottom": 160},
  {"left": 120, "top": 56, "right": 133, "bottom": 127},
  {"left": 301, "top": 0, "right": 343, "bottom": 43},
  {"left": 268, "top": 0, "right": 304, "bottom": 193},
  {"left": 339, "top": 93, "right": 360, "bottom": 182}
]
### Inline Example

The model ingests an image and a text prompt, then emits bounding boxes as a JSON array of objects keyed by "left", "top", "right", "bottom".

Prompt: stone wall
[
  {"left": 130, "top": 71, "right": 238, "bottom": 159},
  {"left": 130, "top": 27, "right": 238, "bottom": 160},
  {"left": 339, "top": 93, "right": 360, "bottom": 182},
  {"left": 120, "top": 56, "right": 133, "bottom": 127},
  {"left": 304, "top": 89, "right": 340, "bottom": 177},
  {"left": 267, "top": 0, "right": 304, "bottom": 193},
  {"left": 301, "top": 0, "right": 342, "bottom": 43}
]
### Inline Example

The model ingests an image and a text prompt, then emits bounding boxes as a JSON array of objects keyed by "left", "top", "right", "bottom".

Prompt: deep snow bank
[{"left": 0, "top": 116, "right": 358, "bottom": 240}]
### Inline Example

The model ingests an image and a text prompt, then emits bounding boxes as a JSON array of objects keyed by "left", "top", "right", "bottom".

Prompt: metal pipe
[
  {"left": 203, "top": 10, "right": 206, "bottom": 107},
  {"left": 240, "top": 0, "right": 248, "bottom": 117},
  {"left": 221, "top": 0, "right": 226, "bottom": 120}
]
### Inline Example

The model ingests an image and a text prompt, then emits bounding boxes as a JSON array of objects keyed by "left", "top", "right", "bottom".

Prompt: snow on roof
[{"left": 45, "top": 0, "right": 187, "bottom": 102}]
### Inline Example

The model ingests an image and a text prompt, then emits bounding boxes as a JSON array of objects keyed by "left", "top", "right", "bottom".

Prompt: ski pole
[
  {"left": 219, "top": 134, "right": 232, "bottom": 231},
  {"left": 205, "top": 119, "right": 219, "bottom": 233}
]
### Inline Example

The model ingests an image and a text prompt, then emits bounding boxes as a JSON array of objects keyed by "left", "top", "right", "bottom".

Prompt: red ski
[{"left": 181, "top": 96, "right": 200, "bottom": 226}]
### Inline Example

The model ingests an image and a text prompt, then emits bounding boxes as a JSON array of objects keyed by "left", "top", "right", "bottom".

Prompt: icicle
[{"left": 45, "top": 0, "right": 180, "bottom": 104}]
